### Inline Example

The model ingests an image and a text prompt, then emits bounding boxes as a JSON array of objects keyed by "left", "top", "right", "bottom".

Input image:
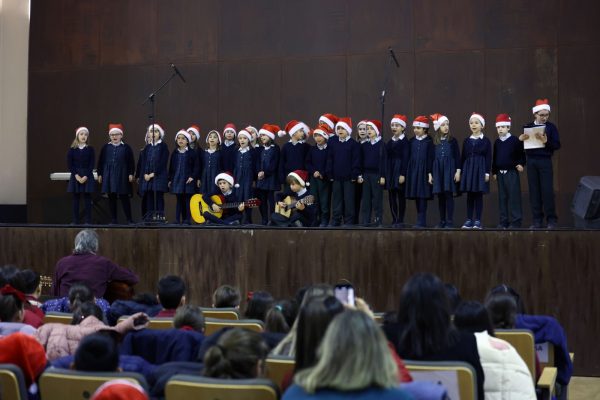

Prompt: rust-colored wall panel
[{"left": 558, "top": 0, "right": 600, "bottom": 46}]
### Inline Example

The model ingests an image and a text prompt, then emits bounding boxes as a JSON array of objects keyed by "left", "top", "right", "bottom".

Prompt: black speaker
[{"left": 572, "top": 176, "right": 600, "bottom": 228}]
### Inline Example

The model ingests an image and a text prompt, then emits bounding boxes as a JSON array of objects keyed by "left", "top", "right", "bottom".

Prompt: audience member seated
[
  {"left": 212, "top": 284, "right": 241, "bottom": 308},
  {"left": 106, "top": 293, "right": 162, "bottom": 326},
  {"left": 382, "top": 273, "right": 485, "bottom": 400},
  {"left": 203, "top": 328, "right": 269, "bottom": 379},
  {"left": 21, "top": 268, "right": 44, "bottom": 308},
  {"left": 91, "top": 379, "right": 149, "bottom": 400},
  {"left": 454, "top": 301, "right": 536, "bottom": 399},
  {"left": 0, "top": 332, "right": 48, "bottom": 395},
  {"left": 156, "top": 275, "right": 186, "bottom": 317},
  {"left": 36, "top": 301, "right": 148, "bottom": 361},
  {"left": 444, "top": 282, "right": 462, "bottom": 317},
  {"left": 72, "top": 332, "right": 120, "bottom": 372},
  {"left": 0, "top": 265, "right": 43, "bottom": 327},
  {"left": 52, "top": 352, "right": 156, "bottom": 383},
  {"left": 173, "top": 305, "right": 205, "bottom": 333},
  {"left": 42, "top": 282, "right": 110, "bottom": 316},
  {"left": 53, "top": 229, "right": 139, "bottom": 298},
  {"left": 265, "top": 300, "right": 297, "bottom": 334},
  {"left": 283, "top": 310, "right": 414, "bottom": 400},
  {"left": 0, "top": 285, "right": 37, "bottom": 336},
  {"left": 244, "top": 290, "right": 275, "bottom": 322},
  {"left": 121, "top": 327, "right": 204, "bottom": 365}
]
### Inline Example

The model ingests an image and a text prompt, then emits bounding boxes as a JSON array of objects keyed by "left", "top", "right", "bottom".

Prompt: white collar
[
  {"left": 499, "top": 133, "right": 511, "bottom": 142},
  {"left": 207, "top": 148, "right": 216, "bottom": 154},
  {"left": 151, "top": 139, "right": 162, "bottom": 145},
  {"left": 290, "top": 140, "right": 300, "bottom": 145},
  {"left": 262, "top": 145, "right": 273, "bottom": 150},
  {"left": 369, "top": 136, "right": 382, "bottom": 144},
  {"left": 297, "top": 188, "right": 307, "bottom": 196},
  {"left": 177, "top": 146, "right": 188, "bottom": 153},
  {"left": 392, "top": 134, "right": 405, "bottom": 141},
  {"left": 441, "top": 135, "right": 448, "bottom": 141},
  {"left": 239, "top": 146, "right": 250, "bottom": 153},
  {"left": 415, "top": 135, "right": 427, "bottom": 141},
  {"left": 338, "top": 136, "right": 350, "bottom": 143},
  {"left": 224, "top": 140, "right": 235, "bottom": 146},
  {"left": 110, "top": 141, "right": 123, "bottom": 146},
  {"left": 317, "top": 143, "right": 328, "bottom": 150},
  {"left": 223, "top": 189, "right": 232, "bottom": 196},
  {"left": 77, "top": 144, "right": 87, "bottom": 149},
  {"left": 470, "top": 134, "right": 484, "bottom": 139},
  {"left": 359, "top": 138, "right": 369, "bottom": 143}
]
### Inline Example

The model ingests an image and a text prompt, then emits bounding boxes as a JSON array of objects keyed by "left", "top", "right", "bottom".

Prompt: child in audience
[
  {"left": 386, "top": 115, "right": 409, "bottom": 228},
  {"left": 358, "top": 120, "right": 386, "bottom": 226},
  {"left": 42, "top": 282, "right": 111, "bottom": 315},
  {"left": 405, "top": 116, "right": 434, "bottom": 228},
  {"left": 271, "top": 170, "right": 317, "bottom": 227},
  {"left": 306, "top": 124, "right": 332, "bottom": 227},
  {"left": 326, "top": 117, "right": 361, "bottom": 226},
  {"left": 173, "top": 305, "right": 205, "bottom": 333},
  {"left": 187, "top": 125, "right": 201, "bottom": 150},
  {"left": 156, "top": 275, "right": 186, "bottom": 317},
  {"left": 492, "top": 114, "right": 525, "bottom": 228},
  {"left": 72, "top": 332, "right": 120, "bottom": 372},
  {"left": 169, "top": 129, "right": 199, "bottom": 224},
  {"left": 201, "top": 172, "right": 245, "bottom": 225},
  {"left": 234, "top": 128, "right": 257, "bottom": 223},
  {"left": 460, "top": 113, "right": 492, "bottom": 229},
  {"left": 138, "top": 123, "right": 169, "bottom": 221},
  {"left": 244, "top": 290, "right": 274, "bottom": 321},
  {"left": 264, "top": 300, "right": 296, "bottom": 334},
  {"left": 430, "top": 113, "right": 461, "bottom": 228},
  {"left": 97, "top": 123, "right": 135, "bottom": 224},
  {"left": 221, "top": 123, "right": 238, "bottom": 173},
  {"left": 279, "top": 120, "right": 310, "bottom": 193},
  {"left": 0, "top": 285, "right": 37, "bottom": 336},
  {"left": 67, "top": 126, "right": 95, "bottom": 224},
  {"left": 255, "top": 124, "right": 281, "bottom": 225},
  {"left": 198, "top": 130, "right": 223, "bottom": 196},
  {"left": 212, "top": 285, "right": 241, "bottom": 308}
]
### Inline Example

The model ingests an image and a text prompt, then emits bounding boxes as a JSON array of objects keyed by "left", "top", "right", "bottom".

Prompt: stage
[{"left": 1, "top": 224, "right": 598, "bottom": 376}]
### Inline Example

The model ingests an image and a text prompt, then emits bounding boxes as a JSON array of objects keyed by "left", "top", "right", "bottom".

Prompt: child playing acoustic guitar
[
  {"left": 201, "top": 172, "right": 246, "bottom": 226},
  {"left": 271, "top": 170, "right": 316, "bottom": 227}
]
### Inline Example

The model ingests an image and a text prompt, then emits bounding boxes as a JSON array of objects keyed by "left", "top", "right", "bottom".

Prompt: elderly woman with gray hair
[{"left": 53, "top": 229, "right": 138, "bottom": 298}]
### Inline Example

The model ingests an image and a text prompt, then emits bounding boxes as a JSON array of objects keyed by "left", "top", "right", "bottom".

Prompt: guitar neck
[{"left": 220, "top": 201, "right": 244, "bottom": 209}]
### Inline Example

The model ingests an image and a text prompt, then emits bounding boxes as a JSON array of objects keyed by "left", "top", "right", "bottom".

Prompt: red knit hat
[
  {"left": 205, "top": 129, "right": 222, "bottom": 144},
  {"left": 319, "top": 113, "right": 339, "bottom": 130},
  {"left": 430, "top": 113, "right": 449, "bottom": 131},
  {"left": 412, "top": 116, "right": 430, "bottom": 128},
  {"left": 259, "top": 124, "right": 281, "bottom": 140},
  {"left": 108, "top": 123, "right": 124, "bottom": 135},
  {"left": 390, "top": 114, "right": 407, "bottom": 128},
  {"left": 187, "top": 125, "right": 201, "bottom": 141},
  {"left": 532, "top": 98, "right": 551, "bottom": 114},
  {"left": 366, "top": 120, "right": 383, "bottom": 136},
  {"left": 312, "top": 123, "right": 332, "bottom": 140},
  {"left": 335, "top": 117, "right": 353, "bottom": 135},
  {"left": 469, "top": 112, "right": 485, "bottom": 128},
  {"left": 288, "top": 170, "right": 309, "bottom": 187},
  {"left": 495, "top": 113, "right": 512, "bottom": 127},
  {"left": 91, "top": 379, "right": 149, "bottom": 400},
  {"left": 279, "top": 120, "right": 309, "bottom": 138},
  {"left": 223, "top": 123, "right": 237, "bottom": 137}
]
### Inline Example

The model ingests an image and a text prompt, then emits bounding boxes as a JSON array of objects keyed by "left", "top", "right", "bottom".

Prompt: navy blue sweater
[
  {"left": 305, "top": 144, "right": 330, "bottom": 179},
  {"left": 360, "top": 139, "right": 387, "bottom": 177},
  {"left": 492, "top": 135, "right": 526, "bottom": 174},
  {"left": 220, "top": 142, "right": 238, "bottom": 173},
  {"left": 279, "top": 141, "right": 309, "bottom": 182},
  {"left": 326, "top": 138, "right": 361, "bottom": 181},
  {"left": 523, "top": 121, "right": 561, "bottom": 159}
]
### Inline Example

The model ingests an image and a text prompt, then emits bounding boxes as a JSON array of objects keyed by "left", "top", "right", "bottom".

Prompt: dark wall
[{"left": 28, "top": 0, "right": 600, "bottom": 224}]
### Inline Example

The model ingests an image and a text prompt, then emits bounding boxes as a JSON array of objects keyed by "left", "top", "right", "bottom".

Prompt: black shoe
[
  {"left": 547, "top": 222, "right": 558, "bottom": 229},
  {"left": 529, "top": 223, "right": 544, "bottom": 229}
]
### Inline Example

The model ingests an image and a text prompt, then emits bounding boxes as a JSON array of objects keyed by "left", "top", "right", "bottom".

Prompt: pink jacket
[{"left": 35, "top": 313, "right": 147, "bottom": 361}]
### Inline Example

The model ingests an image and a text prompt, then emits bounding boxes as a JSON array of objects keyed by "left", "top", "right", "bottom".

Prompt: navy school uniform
[
  {"left": 255, "top": 144, "right": 281, "bottom": 225},
  {"left": 326, "top": 137, "right": 361, "bottom": 225},
  {"left": 220, "top": 141, "right": 238, "bottom": 173},
  {"left": 138, "top": 141, "right": 169, "bottom": 194},
  {"left": 386, "top": 135, "right": 409, "bottom": 225},
  {"left": 198, "top": 148, "right": 223, "bottom": 196},
  {"left": 493, "top": 134, "right": 525, "bottom": 227},
  {"left": 97, "top": 142, "right": 135, "bottom": 195},
  {"left": 405, "top": 135, "right": 434, "bottom": 227},
  {"left": 279, "top": 141, "right": 309, "bottom": 184},
  {"left": 67, "top": 146, "right": 95, "bottom": 193},
  {"left": 169, "top": 147, "right": 200, "bottom": 223},
  {"left": 233, "top": 147, "right": 257, "bottom": 223},
  {"left": 432, "top": 136, "right": 461, "bottom": 227},
  {"left": 306, "top": 142, "right": 331, "bottom": 226},
  {"left": 360, "top": 138, "right": 387, "bottom": 225},
  {"left": 271, "top": 188, "right": 317, "bottom": 227},
  {"left": 460, "top": 135, "right": 492, "bottom": 194},
  {"left": 202, "top": 188, "right": 243, "bottom": 225}
]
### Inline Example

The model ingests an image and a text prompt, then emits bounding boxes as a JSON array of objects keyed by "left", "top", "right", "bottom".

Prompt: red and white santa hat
[
  {"left": 391, "top": 114, "right": 407, "bottom": 128},
  {"left": 187, "top": 125, "right": 201, "bottom": 141},
  {"left": 237, "top": 128, "right": 253, "bottom": 141},
  {"left": 245, "top": 125, "right": 259, "bottom": 139},
  {"left": 205, "top": 129, "right": 222, "bottom": 144},
  {"left": 91, "top": 379, "right": 148, "bottom": 400},
  {"left": 532, "top": 98, "right": 551, "bottom": 114},
  {"left": 288, "top": 169, "right": 310, "bottom": 187},
  {"left": 430, "top": 113, "right": 449, "bottom": 131},
  {"left": 75, "top": 126, "right": 89, "bottom": 136},
  {"left": 357, "top": 119, "right": 368, "bottom": 128},
  {"left": 412, "top": 116, "right": 430, "bottom": 128},
  {"left": 279, "top": 120, "right": 310, "bottom": 138},
  {"left": 366, "top": 120, "right": 382, "bottom": 136},
  {"left": 335, "top": 117, "right": 353, "bottom": 135},
  {"left": 147, "top": 123, "right": 165, "bottom": 138},
  {"left": 469, "top": 113, "right": 485, "bottom": 128},
  {"left": 312, "top": 123, "right": 332, "bottom": 140},
  {"left": 259, "top": 124, "right": 281, "bottom": 140},
  {"left": 319, "top": 113, "right": 339, "bottom": 131},
  {"left": 215, "top": 171, "right": 235, "bottom": 187},
  {"left": 108, "top": 123, "right": 124, "bottom": 135},
  {"left": 495, "top": 113, "right": 512, "bottom": 127},
  {"left": 175, "top": 129, "right": 192, "bottom": 143},
  {"left": 223, "top": 123, "right": 237, "bottom": 137}
]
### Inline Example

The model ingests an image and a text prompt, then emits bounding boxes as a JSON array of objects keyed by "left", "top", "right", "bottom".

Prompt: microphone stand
[
  {"left": 380, "top": 48, "right": 400, "bottom": 137},
  {"left": 141, "top": 68, "right": 179, "bottom": 225}
]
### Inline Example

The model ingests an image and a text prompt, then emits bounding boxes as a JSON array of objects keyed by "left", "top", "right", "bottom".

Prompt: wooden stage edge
[{"left": 1, "top": 224, "right": 599, "bottom": 376}]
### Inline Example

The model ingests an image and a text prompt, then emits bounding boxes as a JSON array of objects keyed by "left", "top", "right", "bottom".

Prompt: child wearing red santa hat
[
  {"left": 67, "top": 126, "right": 95, "bottom": 224},
  {"left": 278, "top": 120, "right": 310, "bottom": 195},
  {"left": 271, "top": 170, "right": 317, "bottom": 227},
  {"left": 358, "top": 120, "right": 387, "bottom": 226},
  {"left": 386, "top": 114, "right": 410, "bottom": 228},
  {"left": 198, "top": 129, "right": 223, "bottom": 196},
  {"left": 255, "top": 124, "right": 282, "bottom": 225},
  {"left": 169, "top": 129, "right": 200, "bottom": 224},
  {"left": 405, "top": 116, "right": 434, "bottom": 228},
  {"left": 306, "top": 124, "right": 333, "bottom": 226},
  {"left": 202, "top": 172, "right": 245, "bottom": 225}
]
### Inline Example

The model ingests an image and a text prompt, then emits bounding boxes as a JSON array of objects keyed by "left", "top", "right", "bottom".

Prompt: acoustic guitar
[
  {"left": 274, "top": 195, "right": 315, "bottom": 218},
  {"left": 190, "top": 194, "right": 261, "bottom": 224}
]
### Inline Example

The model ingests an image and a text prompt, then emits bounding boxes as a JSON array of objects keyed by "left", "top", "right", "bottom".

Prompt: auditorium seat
[
  {"left": 0, "top": 364, "right": 28, "bottom": 400},
  {"left": 204, "top": 318, "right": 264, "bottom": 336},
  {"left": 404, "top": 360, "right": 477, "bottom": 400},
  {"left": 264, "top": 355, "right": 294, "bottom": 390},
  {"left": 199, "top": 307, "right": 240, "bottom": 320},
  {"left": 165, "top": 375, "right": 279, "bottom": 400},
  {"left": 43, "top": 312, "right": 73, "bottom": 324}
]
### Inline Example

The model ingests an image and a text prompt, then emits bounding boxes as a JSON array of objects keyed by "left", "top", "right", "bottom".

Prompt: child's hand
[
  {"left": 379, "top": 177, "right": 385, "bottom": 186},
  {"left": 128, "top": 175, "right": 134, "bottom": 182},
  {"left": 493, "top": 174, "right": 497, "bottom": 181},
  {"left": 357, "top": 176, "right": 364, "bottom": 184},
  {"left": 98, "top": 176, "right": 102, "bottom": 184},
  {"left": 516, "top": 165, "right": 524, "bottom": 172},
  {"left": 212, "top": 204, "right": 221, "bottom": 212},
  {"left": 519, "top": 133, "right": 529, "bottom": 141},
  {"left": 428, "top": 173, "right": 433, "bottom": 185},
  {"left": 238, "top": 203, "right": 245, "bottom": 211},
  {"left": 80, "top": 176, "right": 87, "bottom": 183},
  {"left": 296, "top": 202, "right": 305, "bottom": 211},
  {"left": 197, "top": 180, "right": 201, "bottom": 188},
  {"left": 535, "top": 132, "right": 548, "bottom": 143},
  {"left": 258, "top": 171, "right": 265, "bottom": 180},
  {"left": 168, "top": 181, "right": 171, "bottom": 188},
  {"left": 454, "top": 171, "right": 461, "bottom": 182},
  {"left": 277, "top": 201, "right": 286, "bottom": 208},
  {"left": 485, "top": 174, "right": 490, "bottom": 182},
  {"left": 314, "top": 171, "right": 321, "bottom": 178},
  {"left": 144, "top": 174, "right": 150, "bottom": 181},
  {"left": 399, "top": 175, "right": 405, "bottom": 184},
  {"left": 186, "top": 177, "right": 194, "bottom": 184}
]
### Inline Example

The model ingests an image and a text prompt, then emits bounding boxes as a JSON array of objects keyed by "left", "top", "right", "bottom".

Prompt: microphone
[
  {"left": 171, "top": 63, "right": 186, "bottom": 83},
  {"left": 388, "top": 47, "right": 400, "bottom": 68}
]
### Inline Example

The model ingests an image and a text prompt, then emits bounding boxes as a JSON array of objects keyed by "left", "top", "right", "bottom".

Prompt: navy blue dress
[
  {"left": 255, "top": 145, "right": 280, "bottom": 191},
  {"left": 67, "top": 146, "right": 95, "bottom": 193},
  {"left": 97, "top": 142, "right": 135, "bottom": 195},
  {"left": 233, "top": 148, "right": 257, "bottom": 200},
  {"left": 199, "top": 149, "right": 223, "bottom": 195},
  {"left": 460, "top": 136, "right": 492, "bottom": 193},
  {"left": 405, "top": 136, "right": 434, "bottom": 199},
  {"left": 279, "top": 141, "right": 309, "bottom": 183},
  {"left": 432, "top": 137, "right": 460, "bottom": 194},
  {"left": 169, "top": 148, "right": 200, "bottom": 194},
  {"left": 385, "top": 136, "right": 409, "bottom": 190},
  {"left": 221, "top": 142, "right": 238, "bottom": 173},
  {"left": 138, "top": 142, "right": 169, "bottom": 194}
]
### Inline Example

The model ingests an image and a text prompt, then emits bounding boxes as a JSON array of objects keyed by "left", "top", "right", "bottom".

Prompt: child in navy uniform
[
  {"left": 326, "top": 117, "right": 361, "bottom": 226},
  {"left": 138, "top": 124, "right": 169, "bottom": 221},
  {"left": 430, "top": 113, "right": 461, "bottom": 228},
  {"left": 97, "top": 123, "right": 135, "bottom": 224},
  {"left": 354, "top": 120, "right": 369, "bottom": 220},
  {"left": 221, "top": 123, "right": 238, "bottom": 173},
  {"left": 169, "top": 129, "right": 200, "bottom": 224},
  {"left": 405, "top": 116, "right": 434, "bottom": 228},
  {"left": 306, "top": 124, "right": 332, "bottom": 227},
  {"left": 187, "top": 125, "right": 201, "bottom": 150},
  {"left": 255, "top": 124, "right": 281, "bottom": 225},
  {"left": 202, "top": 172, "right": 244, "bottom": 225},
  {"left": 386, "top": 115, "right": 410, "bottom": 228},
  {"left": 358, "top": 120, "right": 387, "bottom": 226},
  {"left": 460, "top": 113, "right": 492, "bottom": 229},
  {"left": 234, "top": 128, "right": 257, "bottom": 224},
  {"left": 278, "top": 120, "right": 310, "bottom": 190},
  {"left": 198, "top": 130, "right": 223, "bottom": 196},
  {"left": 493, "top": 114, "right": 525, "bottom": 228},
  {"left": 271, "top": 170, "right": 317, "bottom": 227},
  {"left": 67, "top": 127, "right": 95, "bottom": 224}
]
